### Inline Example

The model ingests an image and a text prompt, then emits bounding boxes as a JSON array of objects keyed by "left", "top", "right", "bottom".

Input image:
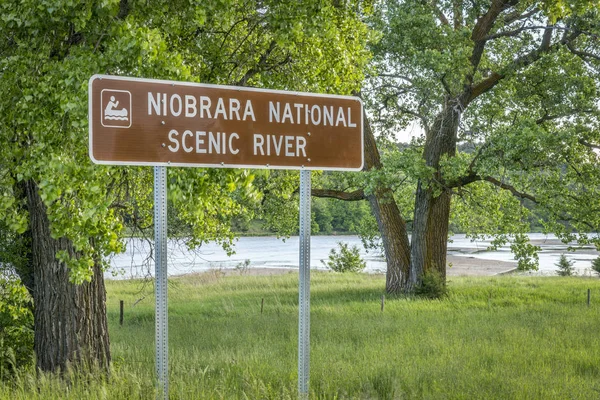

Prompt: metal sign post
[
  {"left": 154, "top": 166, "right": 169, "bottom": 400},
  {"left": 298, "top": 170, "right": 311, "bottom": 398},
  {"left": 89, "top": 74, "right": 363, "bottom": 400}
]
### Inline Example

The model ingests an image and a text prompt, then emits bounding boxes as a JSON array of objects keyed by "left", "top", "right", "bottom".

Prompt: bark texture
[
  {"left": 24, "top": 180, "right": 110, "bottom": 373},
  {"left": 361, "top": 101, "right": 459, "bottom": 293},
  {"left": 409, "top": 101, "right": 459, "bottom": 289},
  {"left": 362, "top": 112, "right": 412, "bottom": 293}
]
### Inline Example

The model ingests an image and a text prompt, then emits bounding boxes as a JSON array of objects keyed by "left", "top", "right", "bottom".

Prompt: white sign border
[{"left": 88, "top": 74, "right": 364, "bottom": 171}]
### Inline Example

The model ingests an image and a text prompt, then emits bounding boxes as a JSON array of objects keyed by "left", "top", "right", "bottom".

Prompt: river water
[{"left": 106, "top": 233, "right": 599, "bottom": 279}]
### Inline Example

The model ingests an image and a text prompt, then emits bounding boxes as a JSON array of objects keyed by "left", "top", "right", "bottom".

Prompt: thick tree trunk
[
  {"left": 409, "top": 182, "right": 452, "bottom": 287},
  {"left": 330, "top": 104, "right": 459, "bottom": 294},
  {"left": 409, "top": 101, "right": 460, "bottom": 289},
  {"left": 363, "top": 112, "right": 411, "bottom": 293},
  {"left": 368, "top": 191, "right": 411, "bottom": 293},
  {"left": 24, "top": 180, "right": 110, "bottom": 373}
]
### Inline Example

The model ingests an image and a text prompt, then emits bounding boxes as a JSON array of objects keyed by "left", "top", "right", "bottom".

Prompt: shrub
[
  {"left": 555, "top": 254, "right": 575, "bottom": 276},
  {"left": 0, "top": 274, "right": 34, "bottom": 378},
  {"left": 234, "top": 259, "right": 251, "bottom": 274},
  {"left": 414, "top": 271, "right": 447, "bottom": 299},
  {"left": 592, "top": 257, "right": 600, "bottom": 277},
  {"left": 321, "top": 242, "right": 366, "bottom": 273}
]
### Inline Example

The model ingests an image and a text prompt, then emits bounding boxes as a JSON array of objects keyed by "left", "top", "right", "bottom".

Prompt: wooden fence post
[
  {"left": 119, "top": 300, "right": 124, "bottom": 326},
  {"left": 587, "top": 289, "right": 591, "bottom": 307}
]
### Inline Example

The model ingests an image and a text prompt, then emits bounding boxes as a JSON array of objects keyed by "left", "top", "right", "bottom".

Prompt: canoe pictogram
[
  {"left": 104, "top": 96, "right": 129, "bottom": 121},
  {"left": 100, "top": 89, "right": 132, "bottom": 128}
]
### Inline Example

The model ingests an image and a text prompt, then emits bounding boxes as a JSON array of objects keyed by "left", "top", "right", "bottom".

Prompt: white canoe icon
[{"left": 104, "top": 96, "right": 129, "bottom": 121}]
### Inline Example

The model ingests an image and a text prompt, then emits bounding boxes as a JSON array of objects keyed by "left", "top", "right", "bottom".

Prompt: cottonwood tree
[
  {"left": 315, "top": 0, "right": 600, "bottom": 293},
  {"left": 0, "top": 0, "right": 369, "bottom": 372}
]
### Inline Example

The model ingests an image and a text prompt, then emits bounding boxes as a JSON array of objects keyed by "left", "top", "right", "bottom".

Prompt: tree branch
[
  {"left": 503, "top": 7, "right": 540, "bottom": 25},
  {"left": 235, "top": 40, "right": 280, "bottom": 86},
  {"left": 426, "top": 0, "right": 450, "bottom": 26},
  {"left": 579, "top": 139, "right": 600, "bottom": 150},
  {"left": 468, "top": 0, "right": 518, "bottom": 77},
  {"left": 375, "top": 73, "right": 415, "bottom": 84},
  {"left": 466, "top": 72, "right": 503, "bottom": 102},
  {"left": 484, "top": 176, "right": 536, "bottom": 202},
  {"left": 441, "top": 73, "right": 452, "bottom": 95},
  {"left": 311, "top": 188, "right": 366, "bottom": 201},
  {"left": 217, "top": 17, "right": 251, "bottom": 55},
  {"left": 453, "top": 0, "right": 463, "bottom": 29},
  {"left": 557, "top": 216, "right": 596, "bottom": 231},
  {"left": 117, "top": 0, "right": 129, "bottom": 20},
  {"left": 464, "top": 30, "right": 582, "bottom": 105},
  {"left": 536, "top": 108, "right": 595, "bottom": 124},
  {"left": 471, "top": 0, "right": 516, "bottom": 41},
  {"left": 483, "top": 24, "right": 569, "bottom": 41},
  {"left": 540, "top": 24, "right": 554, "bottom": 51},
  {"left": 397, "top": 106, "right": 429, "bottom": 126},
  {"left": 466, "top": 141, "right": 491, "bottom": 173},
  {"left": 566, "top": 42, "right": 600, "bottom": 61},
  {"left": 449, "top": 172, "right": 537, "bottom": 202}
]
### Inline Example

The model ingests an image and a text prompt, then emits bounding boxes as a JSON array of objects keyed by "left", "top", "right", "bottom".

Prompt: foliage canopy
[
  {"left": 0, "top": 0, "right": 372, "bottom": 282},
  {"left": 359, "top": 0, "right": 600, "bottom": 271}
]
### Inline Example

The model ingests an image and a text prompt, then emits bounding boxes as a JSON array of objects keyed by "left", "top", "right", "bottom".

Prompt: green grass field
[{"left": 3, "top": 272, "right": 600, "bottom": 399}]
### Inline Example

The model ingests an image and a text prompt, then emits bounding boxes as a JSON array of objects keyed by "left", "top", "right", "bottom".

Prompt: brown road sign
[{"left": 88, "top": 75, "right": 363, "bottom": 170}]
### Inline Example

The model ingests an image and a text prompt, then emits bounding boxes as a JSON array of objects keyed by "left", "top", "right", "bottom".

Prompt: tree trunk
[
  {"left": 324, "top": 103, "right": 460, "bottom": 294},
  {"left": 24, "top": 180, "right": 110, "bottom": 373},
  {"left": 409, "top": 101, "right": 460, "bottom": 289},
  {"left": 363, "top": 112, "right": 412, "bottom": 293},
  {"left": 368, "top": 190, "right": 412, "bottom": 293}
]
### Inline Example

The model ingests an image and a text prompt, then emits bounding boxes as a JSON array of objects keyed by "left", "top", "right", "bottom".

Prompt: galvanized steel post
[
  {"left": 298, "top": 170, "right": 311, "bottom": 398},
  {"left": 154, "top": 166, "right": 169, "bottom": 400}
]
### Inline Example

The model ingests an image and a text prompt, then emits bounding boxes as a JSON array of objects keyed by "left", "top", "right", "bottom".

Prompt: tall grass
[{"left": 2, "top": 273, "right": 600, "bottom": 399}]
